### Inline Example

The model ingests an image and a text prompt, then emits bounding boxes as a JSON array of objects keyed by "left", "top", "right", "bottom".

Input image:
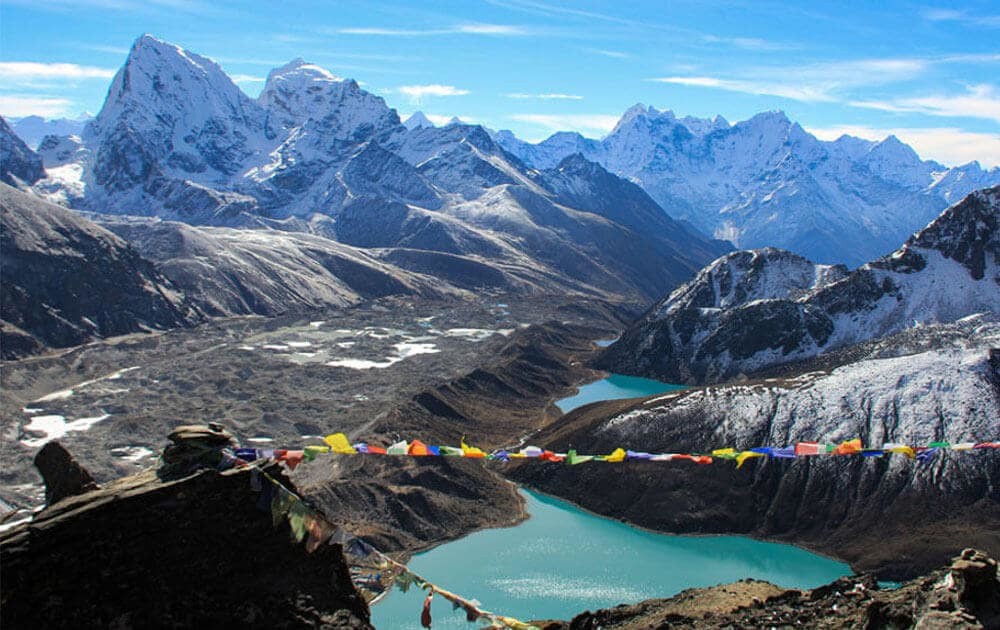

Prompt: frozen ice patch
[{"left": 287, "top": 341, "right": 313, "bottom": 348}]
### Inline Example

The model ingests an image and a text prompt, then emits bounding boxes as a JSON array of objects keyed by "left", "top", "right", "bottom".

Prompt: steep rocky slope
[
  {"left": 496, "top": 105, "right": 999, "bottom": 266},
  {"left": 598, "top": 187, "right": 1000, "bottom": 384},
  {"left": 0, "top": 117, "right": 44, "bottom": 187},
  {"left": 511, "top": 317, "right": 1000, "bottom": 579},
  {"left": 0, "top": 457, "right": 372, "bottom": 628},
  {"left": 554, "top": 549, "right": 1000, "bottom": 629},
  {"left": 0, "top": 184, "right": 200, "bottom": 358}
]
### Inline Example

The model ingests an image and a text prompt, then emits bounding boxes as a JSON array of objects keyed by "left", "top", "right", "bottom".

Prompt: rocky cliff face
[
  {"left": 512, "top": 317, "right": 1000, "bottom": 580},
  {"left": 598, "top": 187, "right": 1000, "bottom": 384},
  {"left": 0, "top": 184, "right": 200, "bottom": 358},
  {"left": 0, "top": 457, "right": 372, "bottom": 628},
  {"left": 0, "top": 117, "right": 44, "bottom": 187}
]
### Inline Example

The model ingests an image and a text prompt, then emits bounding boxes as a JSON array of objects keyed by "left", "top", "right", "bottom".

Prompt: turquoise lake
[
  {"left": 370, "top": 490, "right": 849, "bottom": 628},
  {"left": 555, "top": 373, "right": 685, "bottom": 413},
  {"left": 370, "top": 374, "right": 850, "bottom": 627}
]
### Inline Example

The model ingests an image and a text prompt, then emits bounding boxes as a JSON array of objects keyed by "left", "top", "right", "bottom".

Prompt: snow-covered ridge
[
  {"left": 599, "top": 187, "right": 1000, "bottom": 384},
  {"left": 494, "top": 104, "right": 1000, "bottom": 266}
]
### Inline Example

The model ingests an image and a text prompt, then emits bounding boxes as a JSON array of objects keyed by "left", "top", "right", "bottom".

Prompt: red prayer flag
[{"left": 795, "top": 442, "right": 821, "bottom": 456}]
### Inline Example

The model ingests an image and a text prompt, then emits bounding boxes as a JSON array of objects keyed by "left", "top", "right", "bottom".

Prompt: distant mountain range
[
  {"left": 8, "top": 115, "right": 90, "bottom": 149},
  {"left": 0, "top": 36, "right": 728, "bottom": 310},
  {"left": 495, "top": 105, "right": 999, "bottom": 266},
  {"left": 1, "top": 33, "right": 997, "bottom": 315}
]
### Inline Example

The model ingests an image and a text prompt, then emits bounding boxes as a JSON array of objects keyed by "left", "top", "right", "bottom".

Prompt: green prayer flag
[{"left": 566, "top": 449, "right": 594, "bottom": 465}]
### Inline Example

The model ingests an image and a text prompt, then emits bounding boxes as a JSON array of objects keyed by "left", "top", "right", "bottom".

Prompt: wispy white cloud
[
  {"left": 0, "top": 95, "right": 73, "bottom": 118},
  {"left": 231, "top": 74, "right": 266, "bottom": 84},
  {"left": 849, "top": 84, "right": 1000, "bottom": 123},
  {"left": 922, "top": 7, "right": 1000, "bottom": 28},
  {"left": 702, "top": 35, "right": 798, "bottom": 51},
  {"left": 510, "top": 113, "right": 619, "bottom": 136},
  {"left": 0, "top": 61, "right": 117, "bottom": 82},
  {"left": 397, "top": 84, "right": 470, "bottom": 102},
  {"left": 336, "top": 23, "right": 529, "bottom": 36},
  {"left": 650, "top": 58, "right": 927, "bottom": 103},
  {"left": 808, "top": 124, "right": 1000, "bottom": 167},
  {"left": 505, "top": 92, "right": 583, "bottom": 100},
  {"left": 82, "top": 44, "right": 131, "bottom": 55},
  {"left": 653, "top": 76, "right": 833, "bottom": 102},
  {"left": 585, "top": 48, "right": 630, "bottom": 59}
]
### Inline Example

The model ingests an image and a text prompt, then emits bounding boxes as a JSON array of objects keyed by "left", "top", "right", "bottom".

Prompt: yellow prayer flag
[
  {"left": 736, "top": 451, "right": 765, "bottom": 468},
  {"left": 461, "top": 436, "right": 487, "bottom": 458},
  {"left": 885, "top": 445, "right": 916, "bottom": 459},
  {"left": 604, "top": 448, "right": 626, "bottom": 463},
  {"left": 712, "top": 448, "right": 737, "bottom": 459},
  {"left": 324, "top": 433, "right": 357, "bottom": 454}
]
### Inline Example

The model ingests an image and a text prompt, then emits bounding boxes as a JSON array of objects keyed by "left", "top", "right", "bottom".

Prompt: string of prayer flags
[{"left": 243, "top": 433, "right": 997, "bottom": 475}]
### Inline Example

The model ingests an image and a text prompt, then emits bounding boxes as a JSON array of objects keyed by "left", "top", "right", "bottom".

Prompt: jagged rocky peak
[
  {"left": 259, "top": 57, "right": 399, "bottom": 137},
  {"left": 658, "top": 247, "right": 849, "bottom": 316},
  {"left": 883, "top": 184, "right": 999, "bottom": 280},
  {"left": 0, "top": 117, "right": 44, "bottom": 187},
  {"left": 88, "top": 33, "right": 264, "bottom": 188},
  {"left": 403, "top": 111, "right": 434, "bottom": 130}
]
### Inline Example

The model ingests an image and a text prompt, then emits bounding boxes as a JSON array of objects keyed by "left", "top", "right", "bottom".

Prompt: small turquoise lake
[
  {"left": 555, "top": 373, "right": 685, "bottom": 413},
  {"left": 370, "top": 373, "right": 850, "bottom": 627}
]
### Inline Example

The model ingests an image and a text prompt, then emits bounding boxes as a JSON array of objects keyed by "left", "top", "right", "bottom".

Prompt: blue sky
[{"left": 1, "top": 0, "right": 998, "bottom": 166}]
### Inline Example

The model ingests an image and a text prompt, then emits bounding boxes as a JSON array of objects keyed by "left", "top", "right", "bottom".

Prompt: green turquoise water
[
  {"left": 555, "top": 373, "right": 685, "bottom": 413},
  {"left": 370, "top": 489, "right": 849, "bottom": 628},
  {"left": 371, "top": 375, "right": 849, "bottom": 627}
]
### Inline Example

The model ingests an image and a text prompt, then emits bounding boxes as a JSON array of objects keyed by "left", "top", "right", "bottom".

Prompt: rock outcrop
[
  {"left": 0, "top": 455, "right": 372, "bottom": 628},
  {"left": 554, "top": 549, "right": 1000, "bottom": 629},
  {"left": 33, "top": 442, "right": 98, "bottom": 504}
]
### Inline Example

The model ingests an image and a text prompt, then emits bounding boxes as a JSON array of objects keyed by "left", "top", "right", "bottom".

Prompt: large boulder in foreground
[{"left": 0, "top": 461, "right": 371, "bottom": 628}]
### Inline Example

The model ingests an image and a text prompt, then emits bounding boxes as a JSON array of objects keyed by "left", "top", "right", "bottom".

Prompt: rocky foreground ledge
[
  {"left": 547, "top": 549, "right": 1000, "bottom": 629},
  {"left": 0, "top": 443, "right": 372, "bottom": 628}
]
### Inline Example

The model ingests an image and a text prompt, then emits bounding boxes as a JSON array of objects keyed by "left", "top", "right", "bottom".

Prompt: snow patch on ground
[
  {"left": 21, "top": 413, "right": 112, "bottom": 447},
  {"left": 110, "top": 446, "right": 156, "bottom": 462},
  {"left": 33, "top": 367, "right": 140, "bottom": 403}
]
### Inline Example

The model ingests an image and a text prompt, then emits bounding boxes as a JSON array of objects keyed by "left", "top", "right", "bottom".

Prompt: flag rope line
[{"left": 239, "top": 434, "right": 1000, "bottom": 471}]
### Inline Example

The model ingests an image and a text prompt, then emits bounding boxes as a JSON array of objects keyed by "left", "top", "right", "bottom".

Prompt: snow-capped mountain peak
[
  {"left": 258, "top": 58, "right": 397, "bottom": 135},
  {"left": 403, "top": 111, "right": 434, "bottom": 130}
]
